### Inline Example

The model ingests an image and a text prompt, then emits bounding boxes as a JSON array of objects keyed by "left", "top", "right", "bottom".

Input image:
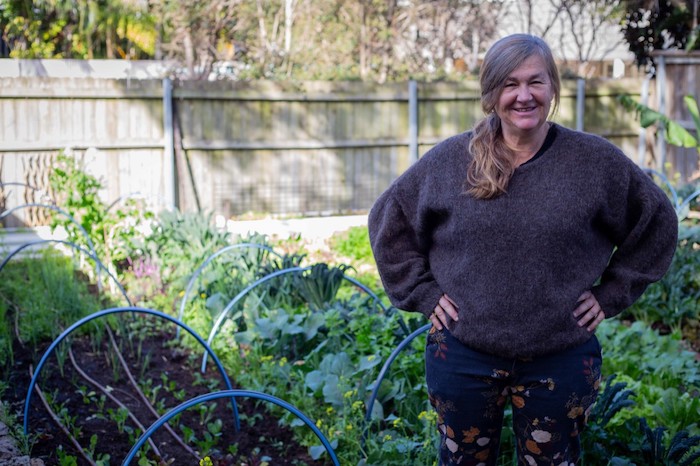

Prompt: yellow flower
[{"left": 419, "top": 410, "right": 437, "bottom": 423}]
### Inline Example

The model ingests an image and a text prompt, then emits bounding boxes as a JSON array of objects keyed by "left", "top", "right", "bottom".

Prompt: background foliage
[{"left": 3, "top": 0, "right": 698, "bottom": 80}]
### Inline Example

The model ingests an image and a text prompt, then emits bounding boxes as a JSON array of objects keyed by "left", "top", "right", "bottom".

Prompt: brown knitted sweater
[{"left": 368, "top": 124, "right": 678, "bottom": 358}]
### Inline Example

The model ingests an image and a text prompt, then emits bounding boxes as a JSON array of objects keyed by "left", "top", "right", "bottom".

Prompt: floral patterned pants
[{"left": 425, "top": 327, "right": 602, "bottom": 466}]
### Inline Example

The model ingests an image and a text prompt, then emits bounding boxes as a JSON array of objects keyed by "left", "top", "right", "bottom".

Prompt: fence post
[
  {"left": 162, "top": 78, "right": 177, "bottom": 208},
  {"left": 408, "top": 80, "right": 418, "bottom": 164},
  {"left": 576, "top": 78, "right": 585, "bottom": 132},
  {"left": 656, "top": 55, "right": 667, "bottom": 173},
  {"left": 637, "top": 74, "right": 653, "bottom": 166}
]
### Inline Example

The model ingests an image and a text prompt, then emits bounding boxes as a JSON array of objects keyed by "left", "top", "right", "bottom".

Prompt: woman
[{"left": 368, "top": 34, "right": 678, "bottom": 465}]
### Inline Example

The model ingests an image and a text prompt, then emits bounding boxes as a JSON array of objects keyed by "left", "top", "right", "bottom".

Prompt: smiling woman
[
  {"left": 468, "top": 34, "right": 562, "bottom": 197},
  {"left": 496, "top": 55, "right": 554, "bottom": 166},
  {"left": 368, "top": 33, "right": 679, "bottom": 466}
]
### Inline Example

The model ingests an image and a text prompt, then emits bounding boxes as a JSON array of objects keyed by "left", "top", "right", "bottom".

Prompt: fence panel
[
  {"left": 654, "top": 51, "right": 700, "bottom": 183},
  {"left": 0, "top": 77, "right": 655, "bottom": 226}
]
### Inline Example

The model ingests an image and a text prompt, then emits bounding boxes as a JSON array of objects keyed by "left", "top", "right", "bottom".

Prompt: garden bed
[
  {"left": 1, "top": 169, "right": 698, "bottom": 465},
  {"left": 5, "top": 319, "right": 329, "bottom": 465}
]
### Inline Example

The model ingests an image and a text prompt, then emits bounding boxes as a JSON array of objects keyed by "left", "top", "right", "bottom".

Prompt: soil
[{"left": 3, "top": 316, "right": 334, "bottom": 466}]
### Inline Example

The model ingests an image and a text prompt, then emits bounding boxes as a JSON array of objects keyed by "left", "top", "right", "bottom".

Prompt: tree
[
  {"left": 0, "top": 0, "right": 507, "bottom": 81},
  {"left": 504, "top": 0, "right": 565, "bottom": 39},
  {"left": 0, "top": 0, "right": 156, "bottom": 59},
  {"left": 499, "top": 0, "right": 627, "bottom": 78},
  {"left": 390, "top": 0, "right": 504, "bottom": 79},
  {"left": 620, "top": 0, "right": 700, "bottom": 72},
  {"left": 555, "top": 0, "right": 626, "bottom": 77},
  {"left": 149, "top": 0, "right": 242, "bottom": 80}
]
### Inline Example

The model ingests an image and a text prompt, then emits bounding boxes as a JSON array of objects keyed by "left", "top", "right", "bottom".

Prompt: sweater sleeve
[
  {"left": 591, "top": 163, "right": 678, "bottom": 318},
  {"left": 368, "top": 185, "right": 444, "bottom": 317}
]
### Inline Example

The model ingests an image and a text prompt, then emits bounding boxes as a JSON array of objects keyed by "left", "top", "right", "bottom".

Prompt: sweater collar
[{"left": 518, "top": 123, "right": 558, "bottom": 168}]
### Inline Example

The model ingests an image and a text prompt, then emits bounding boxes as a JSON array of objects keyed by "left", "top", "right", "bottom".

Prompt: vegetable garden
[{"left": 1, "top": 153, "right": 699, "bottom": 465}]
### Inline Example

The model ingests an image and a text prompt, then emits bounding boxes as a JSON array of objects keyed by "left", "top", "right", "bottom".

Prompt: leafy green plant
[
  {"left": 57, "top": 447, "right": 79, "bottom": 466},
  {"left": 636, "top": 418, "right": 700, "bottom": 466},
  {"left": 48, "top": 151, "right": 106, "bottom": 250},
  {"left": 0, "top": 395, "right": 32, "bottom": 455},
  {"left": 599, "top": 321, "right": 700, "bottom": 391},
  {"left": 329, "top": 225, "right": 375, "bottom": 265},
  {"left": 627, "top": 237, "right": 700, "bottom": 329},
  {"left": 619, "top": 94, "right": 700, "bottom": 153},
  {"left": 139, "top": 210, "right": 231, "bottom": 295},
  {"left": 0, "top": 298, "right": 13, "bottom": 367},
  {"left": 582, "top": 375, "right": 637, "bottom": 464},
  {"left": 48, "top": 151, "right": 154, "bottom": 274},
  {"left": 294, "top": 263, "right": 354, "bottom": 311}
]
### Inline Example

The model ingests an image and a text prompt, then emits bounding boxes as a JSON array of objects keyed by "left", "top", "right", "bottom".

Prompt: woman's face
[{"left": 495, "top": 54, "right": 554, "bottom": 138}]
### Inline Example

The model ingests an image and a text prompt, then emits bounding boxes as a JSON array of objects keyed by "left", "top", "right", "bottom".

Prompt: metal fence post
[
  {"left": 656, "top": 55, "right": 667, "bottom": 173},
  {"left": 576, "top": 78, "right": 585, "bottom": 132},
  {"left": 409, "top": 80, "right": 418, "bottom": 164},
  {"left": 162, "top": 78, "right": 176, "bottom": 208}
]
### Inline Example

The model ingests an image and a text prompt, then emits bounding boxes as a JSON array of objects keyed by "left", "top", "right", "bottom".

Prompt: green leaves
[
  {"left": 618, "top": 94, "right": 700, "bottom": 149},
  {"left": 638, "top": 418, "right": 700, "bottom": 466},
  {"left": 294, "top": 263, "right": 354, "bottom": 311}
]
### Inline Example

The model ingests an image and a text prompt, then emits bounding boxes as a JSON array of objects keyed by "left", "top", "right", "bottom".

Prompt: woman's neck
[{"left": 503, "top": 123, "right": 551, "bottom": 166}]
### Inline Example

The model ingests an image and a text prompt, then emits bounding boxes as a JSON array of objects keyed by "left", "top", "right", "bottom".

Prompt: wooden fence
[
  {"left": 653, "top": 50, "right": 700, "bottom": 184},
  {"left": 0, "top": 76, "right": 672, "bottom": 227}
]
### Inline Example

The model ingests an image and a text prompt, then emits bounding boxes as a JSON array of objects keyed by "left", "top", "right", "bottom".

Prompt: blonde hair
[{"left": 466, "top": 34, "right": 561, "bottom": 199}]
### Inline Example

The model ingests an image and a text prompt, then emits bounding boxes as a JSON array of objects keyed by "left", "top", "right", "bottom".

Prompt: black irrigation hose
[
  {"left": 105, "top": 325, "right": 200, "bottom": 460},
  {"left": 67, "top": 348, "right": 162, "bottom": 459}
]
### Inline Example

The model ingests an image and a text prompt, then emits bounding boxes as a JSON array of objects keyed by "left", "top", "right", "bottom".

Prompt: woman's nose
[{"left": 516, "top": 85, "right": 532, "bottom": 101}]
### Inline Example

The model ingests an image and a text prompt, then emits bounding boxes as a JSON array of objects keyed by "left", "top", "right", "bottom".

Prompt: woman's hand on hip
[
  {"left": 429, "top": 294, "right": 459, "bottom": 330},
  {"left": 573, "top": 290, "right": 605, "bottom": 332}
]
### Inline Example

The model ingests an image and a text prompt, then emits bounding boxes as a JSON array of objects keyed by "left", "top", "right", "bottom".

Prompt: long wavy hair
[{"left": 466, "top": 34, "right": 561, "bottom": 199}]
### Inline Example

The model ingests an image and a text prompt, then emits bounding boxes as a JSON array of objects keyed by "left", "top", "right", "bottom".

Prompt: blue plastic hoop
[
  {"left": 122, "top": 389, "right": 340, "bottom": 466},
  {"left": 0, "top": 239, "right": 131, "bottom": 306},
  {"left": 361, "top": 323, "right": 431, "bottom": 447},
  {"left": 175, "top": 243, "right": 283, "bottom": 337},
  {"left": 202, "top": 265, "right": 409, "bottom": 371},
  {"left": 23, "top": 307, "right": 239, "bottom": 436}
]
